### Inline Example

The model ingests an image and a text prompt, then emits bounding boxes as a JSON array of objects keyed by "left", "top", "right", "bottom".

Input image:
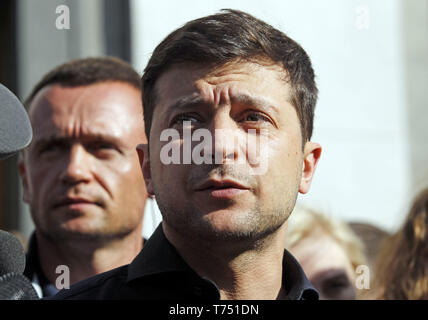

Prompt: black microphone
[
  {"left": 0, "top": 83, "right": 32, "bottom": 160},
  {"left": 0, "top": 230, "right": 39, "bottom": 300}
]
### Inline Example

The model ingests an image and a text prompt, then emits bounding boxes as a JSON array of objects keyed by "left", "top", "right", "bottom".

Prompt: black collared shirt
[
  {"left": 24, "top": 233, "right": 59, "bottom": 298},
  {"left": 49, "top": 225, "right": 318, "bottom": 300},
  {"left": 24, "top": 232, "right": 146, "bottom": 298}
]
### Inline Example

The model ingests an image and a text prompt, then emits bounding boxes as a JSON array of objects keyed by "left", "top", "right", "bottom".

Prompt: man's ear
[
  {"left": 299, "top": 141, "right": 322, "bottom": 194},
  {"left": 18, "top": 158, "right": 31, "bottom": 204},
  {"left": 137, "top": 143, "right": 154, "bottom": 196}
]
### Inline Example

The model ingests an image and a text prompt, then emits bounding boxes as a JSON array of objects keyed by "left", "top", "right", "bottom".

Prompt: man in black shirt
[{"left": 52, "top": 9, "right": 322, "bottom": 300}]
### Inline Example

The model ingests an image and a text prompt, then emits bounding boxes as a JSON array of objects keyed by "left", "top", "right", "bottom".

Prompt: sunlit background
[{"left": 0, "top": 0, "right": 427, "bottom": 243}]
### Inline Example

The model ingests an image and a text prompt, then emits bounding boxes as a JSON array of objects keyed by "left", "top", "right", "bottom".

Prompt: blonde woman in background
[
  {"left": 285, "top": 206, "right": 367, "bottom": 300},
  {"left": 371, "top": 188, "right": 428, "bottom": 300}
]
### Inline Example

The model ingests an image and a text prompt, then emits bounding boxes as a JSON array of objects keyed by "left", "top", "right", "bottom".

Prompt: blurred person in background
[
  {"left": 19, "top": 57, "right": 149, "bottom": 297},
  {"left": 349, "top": 221, "right": 390, "bottom": 276},
  {"left": 285, "top": 206, "right": 367, "bottom": 300},
  {"left": 370, "top": 188, "right": 428, "bottom": 300}
]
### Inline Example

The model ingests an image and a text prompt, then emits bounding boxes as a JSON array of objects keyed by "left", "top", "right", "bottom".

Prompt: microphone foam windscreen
[
  {"left": 0, "top": 273, "right": 39, "bottom": 300},
  {"left": 0, "top": 230, "right": 26, "bottom": 276},
  {"left": 0, "top": 83, "right": 33, "bottom": 160}
]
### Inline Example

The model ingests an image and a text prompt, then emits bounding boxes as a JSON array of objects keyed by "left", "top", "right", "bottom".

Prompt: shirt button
[{"left": 193, "top": 286, "right": 203, "bottom": 296}]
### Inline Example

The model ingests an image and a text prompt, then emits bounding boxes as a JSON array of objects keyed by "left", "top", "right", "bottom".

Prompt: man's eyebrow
[
  {"left": 164, "top": 93, "right": 279, "bottom": 115},
  {"left": 33, "top": 133, "right": 124, "bottom": 147},
  {"left": 166, "top": 95, "right": 211, "bottom": 113},
  {"left": 33, "top": 135, "right": 68, "bottom": 147},
  {"left": 231, "top": 93, "right": 279, "bottom": 114}
]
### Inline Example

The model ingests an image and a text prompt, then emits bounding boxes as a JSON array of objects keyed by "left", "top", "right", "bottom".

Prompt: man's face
[
  {"left": 20, "top": 82, "right": 148, "bottom": 240},
  {"left": 141, "top": 61, "right": 320, "bottom": 241}
]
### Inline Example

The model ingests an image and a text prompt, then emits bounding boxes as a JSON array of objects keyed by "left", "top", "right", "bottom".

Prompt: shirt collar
[
  {"left": 127, "top": 224, "right": 318, "bottom": 300},
  {"left": 282, "top": 247, "right": 319, "bottom": 300},
  {"left": 24, "top": 233, "right": 57, "bottom": 298},
  {"left": 128, "top": 224, "right": 190, "bottom": 281},
  {"left": 26, "top": 232, "right": 148, "bottom": 298}
]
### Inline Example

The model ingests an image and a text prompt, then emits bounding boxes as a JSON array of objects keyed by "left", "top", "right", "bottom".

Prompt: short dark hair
[
  {"left": 142, "top": 9, "right": 318, "bottom": 143},
  {"left": 25, "top": 56, "right": 141, "bottom": 109}
]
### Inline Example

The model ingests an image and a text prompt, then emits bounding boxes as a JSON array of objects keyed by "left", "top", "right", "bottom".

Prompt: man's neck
[
  {"left": 163, "top": 223, "right": 288, "bottom": 300},
  {"left": 35, "top": 228, "right": 143, "bottom": 286}
]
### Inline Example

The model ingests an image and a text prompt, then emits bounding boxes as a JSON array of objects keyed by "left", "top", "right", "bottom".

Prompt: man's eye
[
  {"left": 88, "top": 142, "right": 116, "bottom": 151},
  {"left": 39, "top": 142, "right": 66, "bottom": 154},
  {"left": 242, "top": 112, "right": 271, "bottom": 123},
  {"left": 98, "top": 143, "right": 114, "bottom": 149},
  {"left": 171, "top": 114, "right": 200, "bottom": 126}
]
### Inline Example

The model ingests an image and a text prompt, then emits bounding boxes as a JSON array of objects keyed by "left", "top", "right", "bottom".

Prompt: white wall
[{"left": 130, "top": 0, "right": 428, "bottom": 233}]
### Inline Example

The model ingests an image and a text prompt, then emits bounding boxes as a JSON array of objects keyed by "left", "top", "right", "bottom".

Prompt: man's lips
[
  {"left": 53, "top": 197, "right": 102, "bottom": 209},
  {"left": 195, "top": 179, "right": 250, "bottom": 198}
]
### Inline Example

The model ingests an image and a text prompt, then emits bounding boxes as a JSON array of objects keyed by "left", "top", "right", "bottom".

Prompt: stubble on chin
[
  {"left": 158, "top": 196, "right": 293, "bottom": 246},
  {"left": 33, "top": 206, "right": 124, "bottom": 243},
  {"left": 153, "top": 162, "right": 301, "bottom": 244}
]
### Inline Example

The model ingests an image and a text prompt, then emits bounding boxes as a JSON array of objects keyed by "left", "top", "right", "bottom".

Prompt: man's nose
[
  {"left": 60, "top": 144, "right": 92, "bottom": 184},
  {"left": 209, "top": 112, "right": 243, "bottom": 164}
]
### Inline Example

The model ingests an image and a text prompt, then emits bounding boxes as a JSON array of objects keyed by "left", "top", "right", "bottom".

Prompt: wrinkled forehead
[
  {"left": 156, "top": 59, "right": 287, "bottom": 92},
  {"left": 154, "top": 60, "right": 291, "bottom": 112},
  {"left": 28, "top": 83, "right": 145, "bottom": 141}
]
